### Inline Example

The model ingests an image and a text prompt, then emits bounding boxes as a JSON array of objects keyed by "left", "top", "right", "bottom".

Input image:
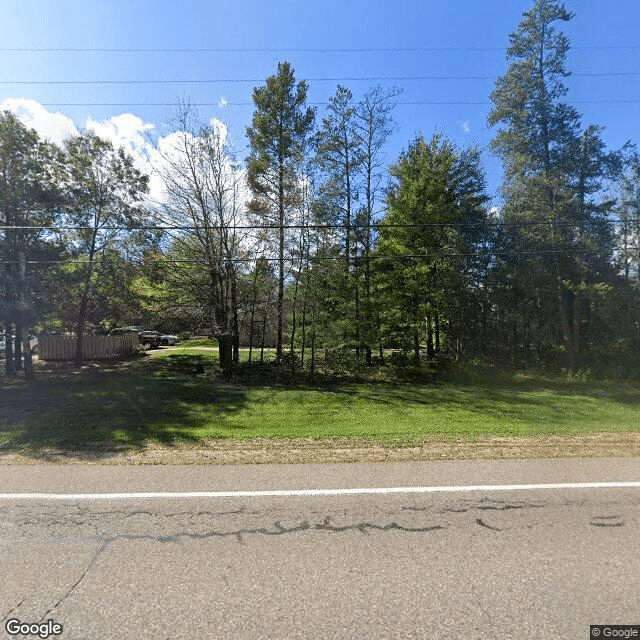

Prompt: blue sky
[{"left": 1, "top": 0, "right": 639, "bottom": 207}]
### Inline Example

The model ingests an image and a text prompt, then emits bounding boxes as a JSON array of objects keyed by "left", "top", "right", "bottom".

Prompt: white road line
[{"left": 0, "top": 482, "right": 639, "bottom": 500}]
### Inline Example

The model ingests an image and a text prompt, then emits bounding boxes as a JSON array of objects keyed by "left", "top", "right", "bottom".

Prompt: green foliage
[
  {"left": 246, "top": 61, "right": 316, "bottom": 359},
  {"left": 0, "top": 112, "right": 65, "bottom": 374},
  {"left": 617, "top": 147, "right": 640, "bottom": 279},
  {"left": 59, "top": 130, "right": 150, "bottom": 355},
  {"left": 487, "top": 0, "right": 623, "bottom": 369},
  {"left": 375, "top": 133, "right": 489, "bottom": 361},
  {"left": 2, "top": 359, "right": 638, "bottom": 450},
  {"left": 321, "top": 347, "right": 369, "bottom": 376},
  {"left": 2, "top": 6, "right": 640, "bottom": 378}
]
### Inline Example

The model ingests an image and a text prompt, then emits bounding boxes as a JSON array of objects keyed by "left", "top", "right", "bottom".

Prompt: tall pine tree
[
  {"left": 377, "top": 134, "right": 488, "bottom": 364},
  {"left": 488, "top": 0, "right": 616, "bottom": 368},
  {"left": 246, "top": 62, "right": 315, "bottom": 360}
]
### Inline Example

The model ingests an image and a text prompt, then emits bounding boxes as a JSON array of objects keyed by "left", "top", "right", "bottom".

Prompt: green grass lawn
[
  {"left": 159, "top": 345, "right": 278, "bottom": 361},
  {"left": 0, "top": 351, "right": 638, "bottom": 451},
  {"left": 178, "top": 338, "right": 219, "bottom": 348}
]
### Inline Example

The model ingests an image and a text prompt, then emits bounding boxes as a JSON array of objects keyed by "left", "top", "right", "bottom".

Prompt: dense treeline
[{"left": 1, "top": 0, "right": 639, "bottom": 378}]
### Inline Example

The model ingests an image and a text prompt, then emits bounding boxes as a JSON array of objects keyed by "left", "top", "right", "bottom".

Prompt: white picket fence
[{"left": 39, "top": 334, "right": 138, "bottom": 360}]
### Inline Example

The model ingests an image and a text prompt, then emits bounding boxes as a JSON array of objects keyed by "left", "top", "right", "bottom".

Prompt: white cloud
[
  {"left": 145, "top": 129, "right": 194, "bottom": 207},
  {"left": 209, "top": 117, "right": 229, "bottom": 142},
  {"left": 0, "top": 97, "right": 78, "bottom": 145},
  {"left": 218, "top": 96, "right": 228, "bottom": 108},
  {"left": 0, "top": 99, "right": 246, "bottom": 213},
  {"left": 461, "top": 120, "right": 471, "bottom": 134},
  {"left": 84, "top": 113, "right": 164, "bottom": 204},
  {"left": 0, "top": 100, "right": 157, "bottom": 162},
  {"left": 85, "top": 113, "right": 155, "bottom": 156}
]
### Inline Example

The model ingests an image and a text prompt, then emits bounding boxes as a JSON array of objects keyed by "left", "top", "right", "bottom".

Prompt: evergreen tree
[
  {"left": 488, "top": 0, "right": 616, "bottom": 368},
  {"left": 315, "top": 85, "right": 362, "bottom": 264},
  {"left": 246, "top": 62, "right": 315, "bottom": 359},
  {"left": 314, "top": 85, "right": 363, "bottom": 350},
  {"left": 617, "top": 147, "right": 640, "bottom": 281},
  {"left": 376, "top": 134, "right": 488, "bottom": 364},
  {"left": 353, "top": 86, "right": 401, "bottom": 361}
]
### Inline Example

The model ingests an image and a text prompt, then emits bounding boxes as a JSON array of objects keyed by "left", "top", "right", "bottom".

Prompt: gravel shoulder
[{"left": 1, "top": 432, "right": 639, "bottom": 465}]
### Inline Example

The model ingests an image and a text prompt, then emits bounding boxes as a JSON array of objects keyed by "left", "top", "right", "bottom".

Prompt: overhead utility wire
[
  {"left": 2, "top": 45, "right": 639, "bottom": 52},
  {"left": 3, "top": 248, "right": 612, "bottom": 266},
  {"left": 2, "top": 72, "right": 639, "bottom": 84},
  {"left": 1, "top": 219, "right": 637, "bottom": 231},
  {"left": 37, "top": 99, "right": 640, "bottom": 107}
]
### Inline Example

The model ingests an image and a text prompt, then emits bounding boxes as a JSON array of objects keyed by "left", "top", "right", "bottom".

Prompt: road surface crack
[
  {"left": 590, "top": 515, "right": 625, "bottom": 528},
  {"left": 39, "top": 539, "right": 110, "bottom": 621},
  {"left": 476, "top": 518, "right": 500, "bottom": 531},
  {"left": 1, "top": 599, "right": 23, "bottom": 624}
]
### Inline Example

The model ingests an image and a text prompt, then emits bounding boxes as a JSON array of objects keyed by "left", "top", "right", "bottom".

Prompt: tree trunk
[
  {"left": 289, "top": 269, "right": 301, "bottom": 355},
  {"left": 4, "top": 324, "right": 15, "bottom": 376},
  {"left": 4, "top": 259, "right": 16, "bottom": 376},
  {"left": 413, "top": 330, "right": 420, "bottom": 366},
  {"left": 426, "top": 313, "right": 435, "bottom": 359},
  {"left": 13, "top": 329, "right": 22, "bottom": 371},
  {"left": 354, "top": 262, "right": 360, "bottom": 358},
  {"left": 248, "top": 269, "right": 259, "bottom": 364},
  {"left": 481, "top": 298, "right": 488, "bottom": 352},
  {"left": 364, "top": 202, "right": 372, "bottom": 365},
  {"left": 218, "top": 333, "right": 233, "bottom": 377},
  {"left": 260, "top": 313, "right": 267, "bottom": 363},
  {"left": 277, "top": 164, "right": 285, "bottom": 360},
  {"left": 310, "top": 327, "right": 316, "bottom": 377},
  {"left": 20, "top": 325, "right": 35, "bottom": 381},
  {"left": 232, "top": 275, "right": 240, "bottom": 366},
  {"left": 75, "top": 243, "right": 97, "bottom": 367},
  {"left": 300, "top": 294, "right": 307, "bottom": 369},
  {"left": 74, "top": 289, "right": 90, "bottom": 367},
  {"left": 572, "top": 290, "right": 581, "bottom": 367},
  {"left": 556, "top": 273, "right": 575, "bottom": 369},
  {"left": 248, "top": 318, "right": 254, "bottom": 364}
]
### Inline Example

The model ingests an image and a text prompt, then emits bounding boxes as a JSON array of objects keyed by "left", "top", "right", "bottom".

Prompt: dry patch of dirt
[{"left": 1, "top": 432, "right": 639, "bottom": 465}]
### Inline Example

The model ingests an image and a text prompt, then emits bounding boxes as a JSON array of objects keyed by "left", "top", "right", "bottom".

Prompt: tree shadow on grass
[
  {"left": 293, "top": 378, "right": 640, "bottom": 436},
  {"left": 2, "top": 355, "right": 637, "bottom": 459},
  {"left": 0, "top": 356, "right": 249, "bottom": 460},
  {"left": 148, "top": 352, "right": 220, "bottom": 375}
]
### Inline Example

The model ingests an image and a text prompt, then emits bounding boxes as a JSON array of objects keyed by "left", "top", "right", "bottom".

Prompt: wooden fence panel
[{"left": 39, "top": 334, "right": 138, "bottom": 360}]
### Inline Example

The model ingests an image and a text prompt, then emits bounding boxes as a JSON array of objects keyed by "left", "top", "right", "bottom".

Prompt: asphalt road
[{"left": 0, "top": 459, "right": 638, "bottom": 640}]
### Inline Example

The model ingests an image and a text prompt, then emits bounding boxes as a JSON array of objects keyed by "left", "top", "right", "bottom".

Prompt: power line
[
  {"left": 2, "top": 72, "right": 639, "bottom": 85},
  {"left": 1, "top": 45, "right": 639, "bottom": 52},
  {"left": 1, "top": 248, "right": 615, "bottom": 266},
  {"left": 0, "top": 219, "right": 636, "bottom": 232},
  {"left": 34, "top": 99, "right": 640, "bottom": 108},
  {"left": 2, "top": 77, "right": 495, "bottom": 84}
]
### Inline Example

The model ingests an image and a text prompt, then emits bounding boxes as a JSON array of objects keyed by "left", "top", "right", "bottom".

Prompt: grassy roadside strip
[
  {"left": 2, "top": 433, "right": 639, "bottom": 465},
  {"left": 0, "top": 348, "right": 638, "bottom": 464}
]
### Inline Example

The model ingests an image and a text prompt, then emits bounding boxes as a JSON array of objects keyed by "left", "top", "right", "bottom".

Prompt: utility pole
[
  {"left": 3, "top": 261, "right": 16, "bottom": 376},
  {"left": 19, "top": 252, "right": 35, "bottom": 381}
]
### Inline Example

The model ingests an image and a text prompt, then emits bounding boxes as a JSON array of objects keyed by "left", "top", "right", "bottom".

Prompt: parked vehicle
[
  {"left": 108, "top": 327, "right": 162, "bottom": 349},
  {"left": 160, "top": 334, "right": 180, "bottom": 346},
  {"left": 0, "top": 335, "right": 38, "bottom": 355}
]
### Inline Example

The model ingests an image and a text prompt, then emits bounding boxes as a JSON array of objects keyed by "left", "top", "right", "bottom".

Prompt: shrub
[{"left": 322, "top": 348, "right": 368, "bottom": 376}]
